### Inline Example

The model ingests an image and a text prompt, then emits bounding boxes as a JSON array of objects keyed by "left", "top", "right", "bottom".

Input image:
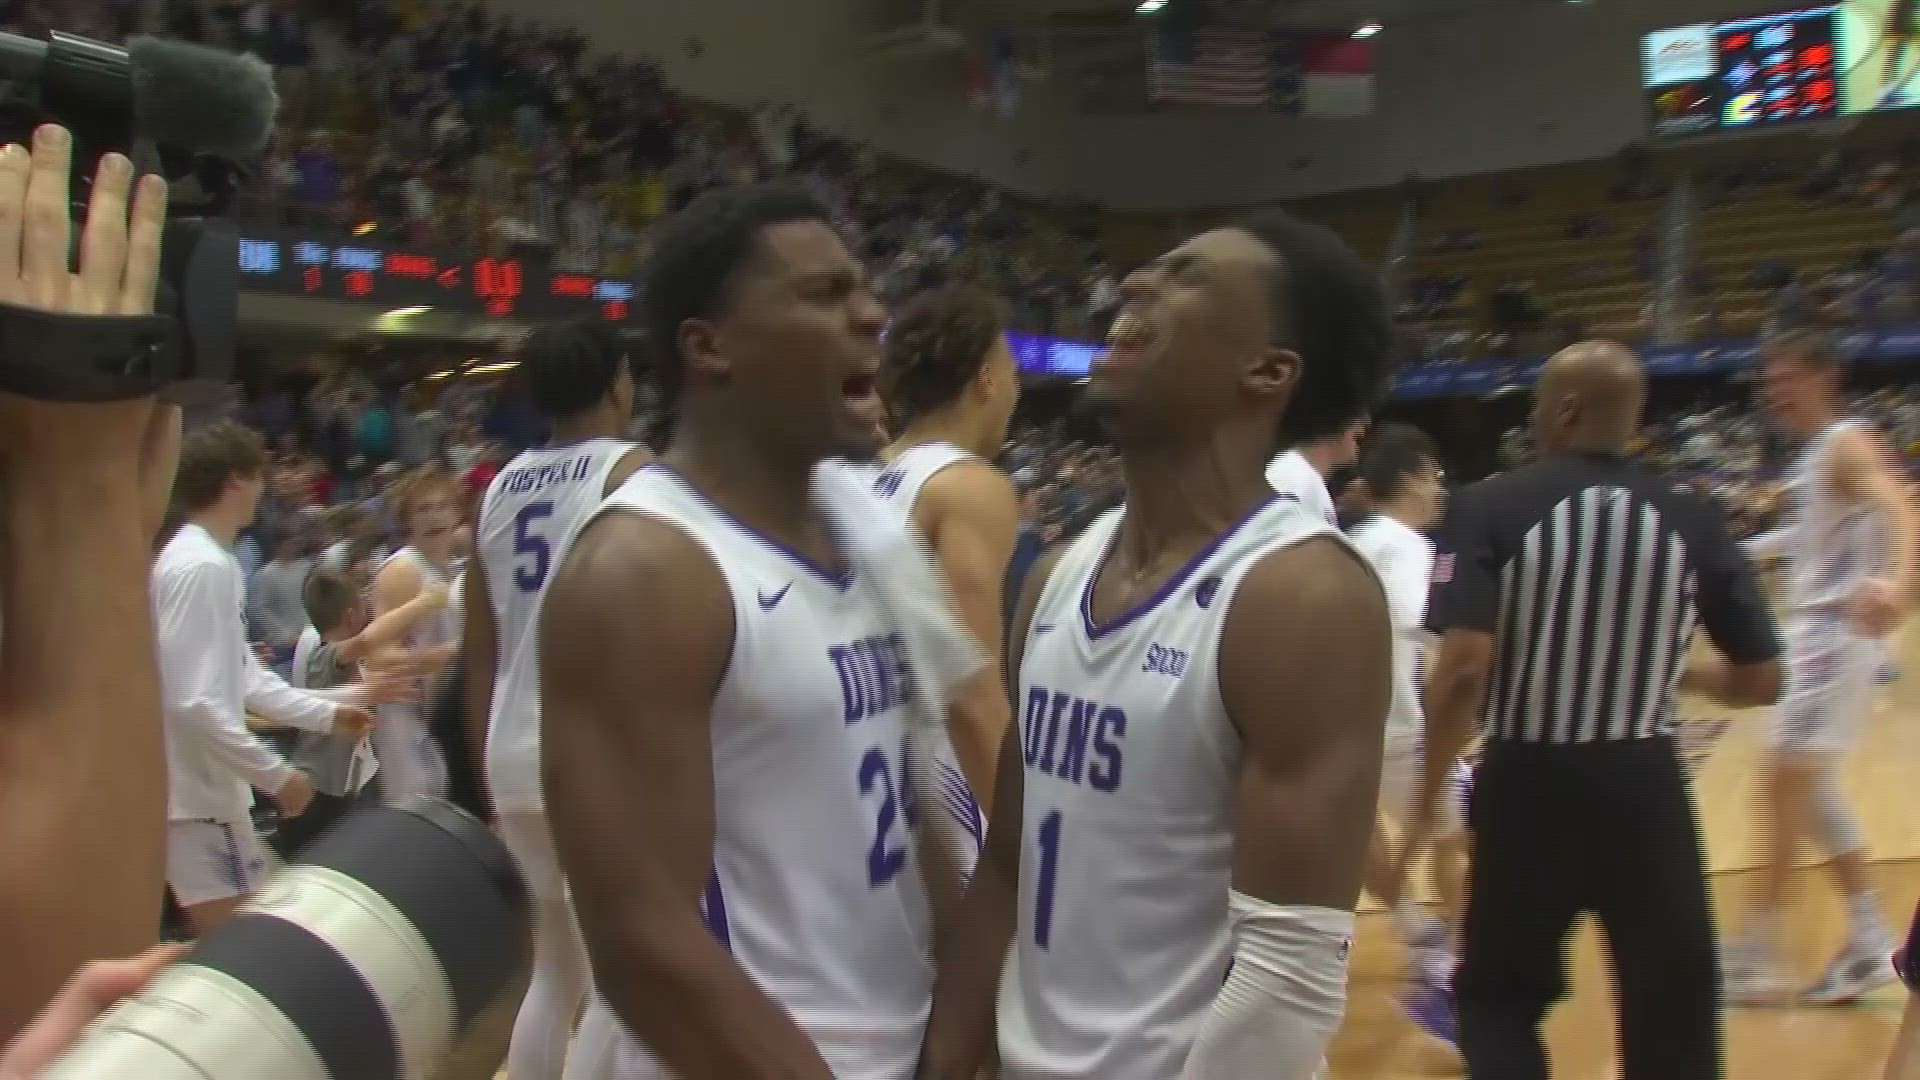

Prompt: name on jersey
[
  {"left": 830, "top": 633, "right": 914, "bottom": 727},
  {"left": 499, "top": 454, "right": 596, "bottom": 496},
  {"left": 1020, "top": 685, "right": 1127, "bottom": 792}
]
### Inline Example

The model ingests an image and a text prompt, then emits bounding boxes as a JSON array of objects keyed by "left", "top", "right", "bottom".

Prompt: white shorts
[
  {"left": 1379, "top": 735, "right": 1467, "bottom": 838},
  {"left": 375, "top": 705, "right": 447, "bottom": 803},
  {"left": 167, "top": 818, "right": 269, "bottom": 907},
  {"left": 1770, "top": 616, "right": 1882, "bottom": 756}
]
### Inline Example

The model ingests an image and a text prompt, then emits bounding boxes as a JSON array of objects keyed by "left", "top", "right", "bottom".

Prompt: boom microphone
[
  {"left": 0, "top": 31, "right": 279, "bottom": 400},
  {"left": 0, "top": 31, "right": 278, "bottom": 161}
]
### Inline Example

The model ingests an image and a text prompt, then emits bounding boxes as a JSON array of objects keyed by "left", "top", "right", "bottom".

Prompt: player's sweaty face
[
  {"left": 720, "top": 221, "right": 888, "bottom": 460},
  {"left": 1091, "top": 228, "right": 1278, "bottom": 422}
]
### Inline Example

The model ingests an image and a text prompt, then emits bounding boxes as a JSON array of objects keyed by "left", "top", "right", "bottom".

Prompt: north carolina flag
[{"left": 1274, "top": 33, "right": 1375, "bottom": 117}]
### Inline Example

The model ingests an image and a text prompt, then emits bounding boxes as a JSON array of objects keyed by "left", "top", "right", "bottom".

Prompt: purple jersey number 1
[{"left": 1034, "top": 809, "right": 1062, "bottom": 948}]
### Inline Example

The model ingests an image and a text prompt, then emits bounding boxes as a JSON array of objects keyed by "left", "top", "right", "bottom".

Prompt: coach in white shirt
[
  {"left": 155, "top": 423, "right": 374, "bottom": 933},
  {"left": 1266, "top": 418, "right": 1367, "bottom": 525}
]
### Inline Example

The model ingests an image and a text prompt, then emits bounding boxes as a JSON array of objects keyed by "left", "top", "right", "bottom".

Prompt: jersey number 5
[{"left": 513, "top": 501, "right": 555, "bottom": 593}]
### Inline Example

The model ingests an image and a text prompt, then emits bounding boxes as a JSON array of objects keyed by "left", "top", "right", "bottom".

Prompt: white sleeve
[
  {"left": 1375, "top": 541, "right": 1432, "bottom": 642},
  {"left": 158, "top": 562, "right": 295, "bottom": 793},
  {"left": 1178, "top": 893, "right": 1353, "bottom": 1080},
  {"left": 244, "top": 651, "right": 339, "bottom": 734}
]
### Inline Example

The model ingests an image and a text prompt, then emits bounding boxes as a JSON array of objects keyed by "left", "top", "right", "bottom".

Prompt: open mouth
[
  {"left": 842, "top": 373, "right": 878, "bottom": 398},
  {"left": 1106, "top": 310, "right": 1152, "bottom": 351}
]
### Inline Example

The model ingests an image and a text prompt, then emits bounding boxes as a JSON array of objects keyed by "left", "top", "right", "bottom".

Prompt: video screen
[{"left": 1643, "top": 3, "right": 1919, "bottom": 136}]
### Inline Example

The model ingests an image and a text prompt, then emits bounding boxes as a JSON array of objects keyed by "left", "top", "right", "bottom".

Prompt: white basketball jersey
[
  {"left": 997, "top": 497, "right": 1349, "bottom": 1080},
  {"left": 478, "top": 437, "right": 637, "bottom": 813},
  {"left": 374, "top": 544, "right": 458, "bottom": 723},
  {"left": 1265, "top": 448, "right": 1336, "bottom": 526},
  {"left": 1347, "top": 514, "right": 1433, "bottom": 745},
  {"left": 379, "top": 545, "right": 459, "bottom": 649},
  {"left": 1781, "top": 419, "right": 1888, "bottom": 617},
  {"left": 573, "top": 464, "right": 933, "bottom": 1079},
  {"left": 872, "top": 440, "right": 989, "bottom": 861}
]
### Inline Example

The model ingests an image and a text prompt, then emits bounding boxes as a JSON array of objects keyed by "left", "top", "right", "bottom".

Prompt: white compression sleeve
[{"left": 1179, "top": 893, "right": 1355, "bottom": 1080}]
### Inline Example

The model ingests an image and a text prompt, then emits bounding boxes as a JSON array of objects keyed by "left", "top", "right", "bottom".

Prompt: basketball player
[
  {"left": 1345, "top": 423, "right": 1469, "bottom": 1030},
  {"left": 541, "top": 185, "right": 940, "bottom": 1078},
  {"left": 874, "top": 285, "right": 1021, "bottom": 812},
  {"left": 1726, "top": 327, "right": 1918, "bottom": 1004},
  {"left": 369, "top": 468, "right": 463, "bottom": 803},
  {"left": 466, "top": 319, "right": 646, "bottom": 1080},
  {"left": 920, "top": 211, "right": 1396, "bottom": 1080},
  {"left": 1268, "top": 418, "right": 1368, "bottom": 525}
]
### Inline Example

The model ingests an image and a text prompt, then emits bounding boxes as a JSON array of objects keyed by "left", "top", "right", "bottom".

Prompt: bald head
[{"left": 1533, "top": 340, "right": 1646, "bottom": 454}]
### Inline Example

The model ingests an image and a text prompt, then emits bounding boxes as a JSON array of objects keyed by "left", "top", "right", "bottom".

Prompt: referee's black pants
[{"left": 1457, "top": 736, "right": 1719, "bottom": 1080}]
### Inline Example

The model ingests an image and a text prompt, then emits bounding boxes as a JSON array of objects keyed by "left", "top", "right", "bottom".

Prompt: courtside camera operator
[{"left": 0, "top": 121, "right": 178, "bottom": 1040}]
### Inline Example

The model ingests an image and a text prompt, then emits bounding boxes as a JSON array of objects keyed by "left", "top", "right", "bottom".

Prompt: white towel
[{"left": 811, "top": 459, "right": 988, "bottom": 870}]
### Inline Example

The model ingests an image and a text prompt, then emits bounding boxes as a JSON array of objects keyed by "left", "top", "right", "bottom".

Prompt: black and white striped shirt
[{"left": 1427, "top": 450, "right": 1779, "bottom": 745}]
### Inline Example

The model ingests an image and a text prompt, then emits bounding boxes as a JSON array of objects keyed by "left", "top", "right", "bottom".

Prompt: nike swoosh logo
[
  {"left": 758, "top": 584, "right": 792, "bottom": 610},
  {"left": 1033, "top": 623, "right": 1055, "bottom": 635}
]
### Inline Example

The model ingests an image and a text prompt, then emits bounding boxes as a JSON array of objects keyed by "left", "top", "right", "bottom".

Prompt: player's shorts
[
  {"left": 374, "top": 705, "right": 448, "bottom": 803},
  {"left": 1769, "top": 615, "right": 1882, "bottom": 756},
  {"left": 1379, "top": 735, "right": 1467, "bottom": 837},
  {"left": 167, "top": 818, "right": 269, "bottom": 907}
]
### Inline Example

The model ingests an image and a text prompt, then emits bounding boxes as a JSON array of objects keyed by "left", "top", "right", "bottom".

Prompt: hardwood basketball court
[{"left": 1331, "top": 619, "right": 1920, "bottom": 1078}]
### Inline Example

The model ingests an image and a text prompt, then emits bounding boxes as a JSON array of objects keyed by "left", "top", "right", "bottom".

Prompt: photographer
[{"left": 0, "top": 123, "right": 176, "bottom": 1039}]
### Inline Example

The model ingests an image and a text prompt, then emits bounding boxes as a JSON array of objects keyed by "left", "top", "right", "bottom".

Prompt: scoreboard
[
  {"left": 236, "top": 230, "right": 637, "bottom": 324},
  {"left": 1643, "top": 4, "right": 1916, "bottom": 137}
]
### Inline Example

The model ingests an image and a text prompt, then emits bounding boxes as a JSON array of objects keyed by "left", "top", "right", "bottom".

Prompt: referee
[{"left": 1402, "top": 341, "right": 1784, "bottom": 1079}]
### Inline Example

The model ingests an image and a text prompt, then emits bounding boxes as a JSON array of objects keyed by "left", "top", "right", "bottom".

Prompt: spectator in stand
[{"left": 248, "top": 524, "right": 319, "bottom": 655}]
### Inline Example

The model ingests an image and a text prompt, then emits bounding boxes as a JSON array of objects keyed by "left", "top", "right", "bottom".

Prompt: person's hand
[
  {"left": 351, "top": 666, "right": 416, "bottom": 706},
  {"left": 275, "top": 771, "right": 315, "bottom": 818},
  {"left": 0, "top": 943, "right": 185, "bottom": 1078},
  {"left": 1848, "top": 576, "right": 1906, "bottom": 637},
  {"left": 0, "top": 124, "right": 167, "bottom": 317},
  {"left": 419, "top": 580, "right": 452, "bottom": 608},
  {"left": 330, "top": 703, "right": 375, "bottom": 739},
  {"left": 0, "top": 125, "right": 174, "bottom": 492}
]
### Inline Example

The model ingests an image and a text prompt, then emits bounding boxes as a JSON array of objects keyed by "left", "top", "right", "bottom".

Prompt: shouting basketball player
[
  {"left": 467, "top": 318, "right": 648, "bottom": 1080},
  {"left": 874, "top": 285, "right": 1021, "bottom": 814},
  {"left": 918, "top": 211, "right": 1396, "bottom": 1080},
  {"left": 541, "top": 185, "right": 938, "bottom": 1079},
  {"left": 1727, "top": 326, "right": 1919, "bottom": 1005}
]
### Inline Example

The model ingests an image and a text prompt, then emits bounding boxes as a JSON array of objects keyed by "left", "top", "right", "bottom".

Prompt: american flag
[{"left": 1147, "top": 23, "right": 1278, "bottom": 107}]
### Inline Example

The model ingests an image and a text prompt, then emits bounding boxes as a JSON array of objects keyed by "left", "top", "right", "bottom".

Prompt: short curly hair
[
  {"left": 172, "top": 422, "right": 267, "bottom": 515},
  {"left": 881, "top": 285, "right": 1007, "bottom": 424},
  {"left": 1234, "top": 210, "right": 1396, "bottom": 449}
]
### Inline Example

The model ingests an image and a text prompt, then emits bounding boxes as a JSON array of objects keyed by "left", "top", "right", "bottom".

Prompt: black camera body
[{"left": 0, "top": 31, "right": 273, "bottom": 401}]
